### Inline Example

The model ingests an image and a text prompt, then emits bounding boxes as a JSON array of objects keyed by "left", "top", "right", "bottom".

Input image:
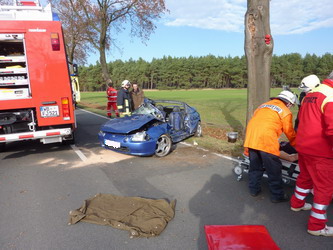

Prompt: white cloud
[{"left": 164, "top": 0, "right": 333, "bottom": 35}]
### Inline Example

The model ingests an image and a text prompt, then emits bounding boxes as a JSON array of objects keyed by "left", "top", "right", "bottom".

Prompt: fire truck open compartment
[{"left": 0, "top": 34, "right": 31, "bottom": 100}]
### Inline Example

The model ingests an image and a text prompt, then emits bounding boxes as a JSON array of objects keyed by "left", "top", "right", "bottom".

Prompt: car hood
[{"left": 101, "top": 114, "right": 156, "bottom": 133}]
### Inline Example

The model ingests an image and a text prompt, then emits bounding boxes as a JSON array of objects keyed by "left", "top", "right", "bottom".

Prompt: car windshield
[{"left": 132, "top": 102, "right": 164, "bottom": 121}]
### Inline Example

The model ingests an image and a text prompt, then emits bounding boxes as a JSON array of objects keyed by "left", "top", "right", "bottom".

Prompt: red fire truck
[{"left": 0, "top": 0, "right": 76, "bottom": 151}]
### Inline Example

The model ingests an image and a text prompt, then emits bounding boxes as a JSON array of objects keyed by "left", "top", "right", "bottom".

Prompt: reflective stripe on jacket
[
  {"left": 244, "top": 99, "right": 296, "bottom": 156},
  {"left": 296, "top": 79, "right": 333, "bottom": 158},
  {"left": 117, "top": 88, "right": 132, "bottom": 114}
]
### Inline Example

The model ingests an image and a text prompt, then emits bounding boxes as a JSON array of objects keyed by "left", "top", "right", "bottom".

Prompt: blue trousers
[{"left": 248, "top": 149, "right": 285, "bottom": 199}]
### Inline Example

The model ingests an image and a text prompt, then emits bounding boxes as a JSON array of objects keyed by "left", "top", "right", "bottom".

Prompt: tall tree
[
  {"left": 244, "top": 0, "right": 273, "bottom": 123},
  {"left": 70, "top": 0, "right": 167, "bottom": 87},
  {"left": 49, "top": 0, "right": 93, "bottom": 66}
]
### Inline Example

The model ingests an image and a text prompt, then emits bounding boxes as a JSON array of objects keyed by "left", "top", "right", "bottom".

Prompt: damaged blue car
[{"left": 98, "top": 99, "right": 202, "bottom": 157}]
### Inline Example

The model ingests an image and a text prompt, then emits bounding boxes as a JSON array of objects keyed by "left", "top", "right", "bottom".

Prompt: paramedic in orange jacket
[
  {"left": 244, "top": 90, "right": 297, "bottom": 203},
  {"left": 106, "top": 80, "right": 119, "bottom": 118},
  {"left": 290, "top": 71, "right": 333, "bottom": 237}
]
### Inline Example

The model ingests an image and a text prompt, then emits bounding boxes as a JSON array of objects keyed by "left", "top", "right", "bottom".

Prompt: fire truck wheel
[{"left": 0, "top": 142, "right": 5, "bottom": 152}]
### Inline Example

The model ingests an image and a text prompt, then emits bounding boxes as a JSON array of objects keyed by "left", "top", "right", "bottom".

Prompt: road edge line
[
  {"left": 180, "top": 141, "right": 241, "bottom": 163},
  {"left": 70, "top": 144, "right": 88, "bottom": 162},
  {"left": 77, "top": 108, "right": 109, "bottom": 119}
]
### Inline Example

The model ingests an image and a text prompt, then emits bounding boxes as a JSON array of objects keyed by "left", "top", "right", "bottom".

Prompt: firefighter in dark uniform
[
  {"left": 117, "top": 80, "right": 132, "bottom": 117},
  {"left": 106, "top": 80, "right": 119, "bottom": 118}
]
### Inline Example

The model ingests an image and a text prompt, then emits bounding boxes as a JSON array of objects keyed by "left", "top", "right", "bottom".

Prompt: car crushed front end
[
  {"left": 98, "top": 98, "right": 201, "bottom": 157},
  {"left": 98, "top": 121, "right": 168, "bottom": 156},
  {"left": 98, "top": 101, "right": 169, "bottom": 156},
  {"left": 99, "top": 130, "right": 156, "bottom": 156}
]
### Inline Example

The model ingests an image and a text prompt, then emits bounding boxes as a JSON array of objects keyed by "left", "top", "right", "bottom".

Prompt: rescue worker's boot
[
  {"left": 308, "top": 225, "right": 333, "bottom": 236},
  {"left": 270, "top": 193, "right": 289, "bottom": 203},
  {"left": 291, "top": 203, "right": 312, "bottom": 212},
  {"left": 250, "top": 190, "right": 261, "bottom": 197}
]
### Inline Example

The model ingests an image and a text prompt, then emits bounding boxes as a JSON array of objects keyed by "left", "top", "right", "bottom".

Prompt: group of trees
[
  {"left": 49, "top": 0, "right": 167, "bottom": 82},
  {"left": 78, "top": 53, "right": 333, "bottom": 91}
]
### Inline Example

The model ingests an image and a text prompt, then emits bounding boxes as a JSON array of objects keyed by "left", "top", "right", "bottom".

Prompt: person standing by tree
[
  {"left": 290, "top": 71, "right": 333, "bottom": 237},
  {"left": 131, "top": 82, "right": 145, "bottom": 110},
  {"left": 117, "top": 80, "right": 132, "bottom": 117},
  {"left": 244, "top": 90, "right": 298, "bottom": 203},
  {"left": 106, "top": 80, "right": 119, "bottom": 118}
]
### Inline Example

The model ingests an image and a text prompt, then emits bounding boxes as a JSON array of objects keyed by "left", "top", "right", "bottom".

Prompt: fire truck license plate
[
  {"left": 105, "top": 139, "right": 121, "bottom": 148},
  {"left": 40, "top": 106, "right": 59, "bottom": 117}
]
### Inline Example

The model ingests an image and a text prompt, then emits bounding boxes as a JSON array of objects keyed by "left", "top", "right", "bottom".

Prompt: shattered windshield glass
[{"left": 132, "top": 102, "right": 164, "bottom": 121}]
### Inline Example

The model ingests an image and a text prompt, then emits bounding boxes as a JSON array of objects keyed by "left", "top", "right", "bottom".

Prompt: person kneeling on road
[{"left": 243, "top": 90, "right": 298, "bottom": 203}]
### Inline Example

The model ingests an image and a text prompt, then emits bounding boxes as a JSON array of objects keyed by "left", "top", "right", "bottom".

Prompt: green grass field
[{"left": 78, "top": 88, "right": 297, "bottom": 156}]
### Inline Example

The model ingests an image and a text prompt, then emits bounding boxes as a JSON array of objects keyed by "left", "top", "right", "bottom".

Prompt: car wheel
[
  {"left": 155, "top": 134, "right": 172, "bottom": 157},
  {"left": 194, "top": 122, "right": 202, "bottom": 137}
]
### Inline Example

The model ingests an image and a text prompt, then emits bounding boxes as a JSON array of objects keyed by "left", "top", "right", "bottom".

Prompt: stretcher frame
[{"left": 234, "top": 154, "right": 300, "bottom": 184}]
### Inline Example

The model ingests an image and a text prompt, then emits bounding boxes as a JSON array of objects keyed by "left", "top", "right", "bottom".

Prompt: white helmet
[
  {"left": 121, "top": 80, "right": 131, "bottom": 87},
  {"left": 277, "top": 90, "right": 298, "bottom": 105},
  {"left": 299, "top": 75, "right": 320, "bottom": 93}
]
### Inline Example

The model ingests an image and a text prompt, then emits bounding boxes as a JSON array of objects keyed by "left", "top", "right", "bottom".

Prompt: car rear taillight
[
  {"left": 51, "top": 33, "right": 60, "bottom": 51},
  {"left": 61, "top": 97, "right": 70, "bottom": 120}
]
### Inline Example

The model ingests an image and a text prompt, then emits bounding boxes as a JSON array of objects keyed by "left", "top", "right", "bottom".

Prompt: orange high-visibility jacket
[{"left": 244, "top": 99, "right": 296, "bottom": 156}]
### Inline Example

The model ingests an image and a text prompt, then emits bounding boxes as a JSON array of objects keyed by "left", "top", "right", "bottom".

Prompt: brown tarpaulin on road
[{"left": 68, "top": 193, "right": 176, "bottom": 238}]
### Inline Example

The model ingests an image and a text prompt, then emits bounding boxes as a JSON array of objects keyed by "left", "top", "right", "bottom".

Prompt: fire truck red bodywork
[{"left": 0, "top": 2, "right": 76, "bottom": 148}]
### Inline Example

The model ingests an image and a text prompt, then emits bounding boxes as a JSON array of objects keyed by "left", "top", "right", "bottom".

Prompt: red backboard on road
[{"left": 205, "top": 225, "right": 280, "bottom": 250}]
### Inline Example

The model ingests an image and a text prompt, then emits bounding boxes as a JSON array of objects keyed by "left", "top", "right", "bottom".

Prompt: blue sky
[{"left": 43, "top": 0, "right": 333, "bottom": 65}]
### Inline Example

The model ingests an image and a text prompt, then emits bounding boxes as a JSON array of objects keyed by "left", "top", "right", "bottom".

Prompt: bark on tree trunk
[
  {"left": 99, "top": 18, "right": 111, "bottom": 87},
  {"left": 99, "top": 46, "right": 111, "bottom": 87},
  {"left": 245, "top": 0, "right": 273, "bottom": 124}
]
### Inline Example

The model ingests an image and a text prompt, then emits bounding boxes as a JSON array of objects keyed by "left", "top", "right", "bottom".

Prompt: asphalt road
[{"left": 0, "top": 109, "right": 332, "bottom": 250}]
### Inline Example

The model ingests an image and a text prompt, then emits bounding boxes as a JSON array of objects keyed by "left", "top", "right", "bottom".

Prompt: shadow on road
[
  {"left": 188, "top": 170, "right": 333, "bottom": 249},
  {"left": 219, "top": 102, "right": 244, "bottom": 134}
]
